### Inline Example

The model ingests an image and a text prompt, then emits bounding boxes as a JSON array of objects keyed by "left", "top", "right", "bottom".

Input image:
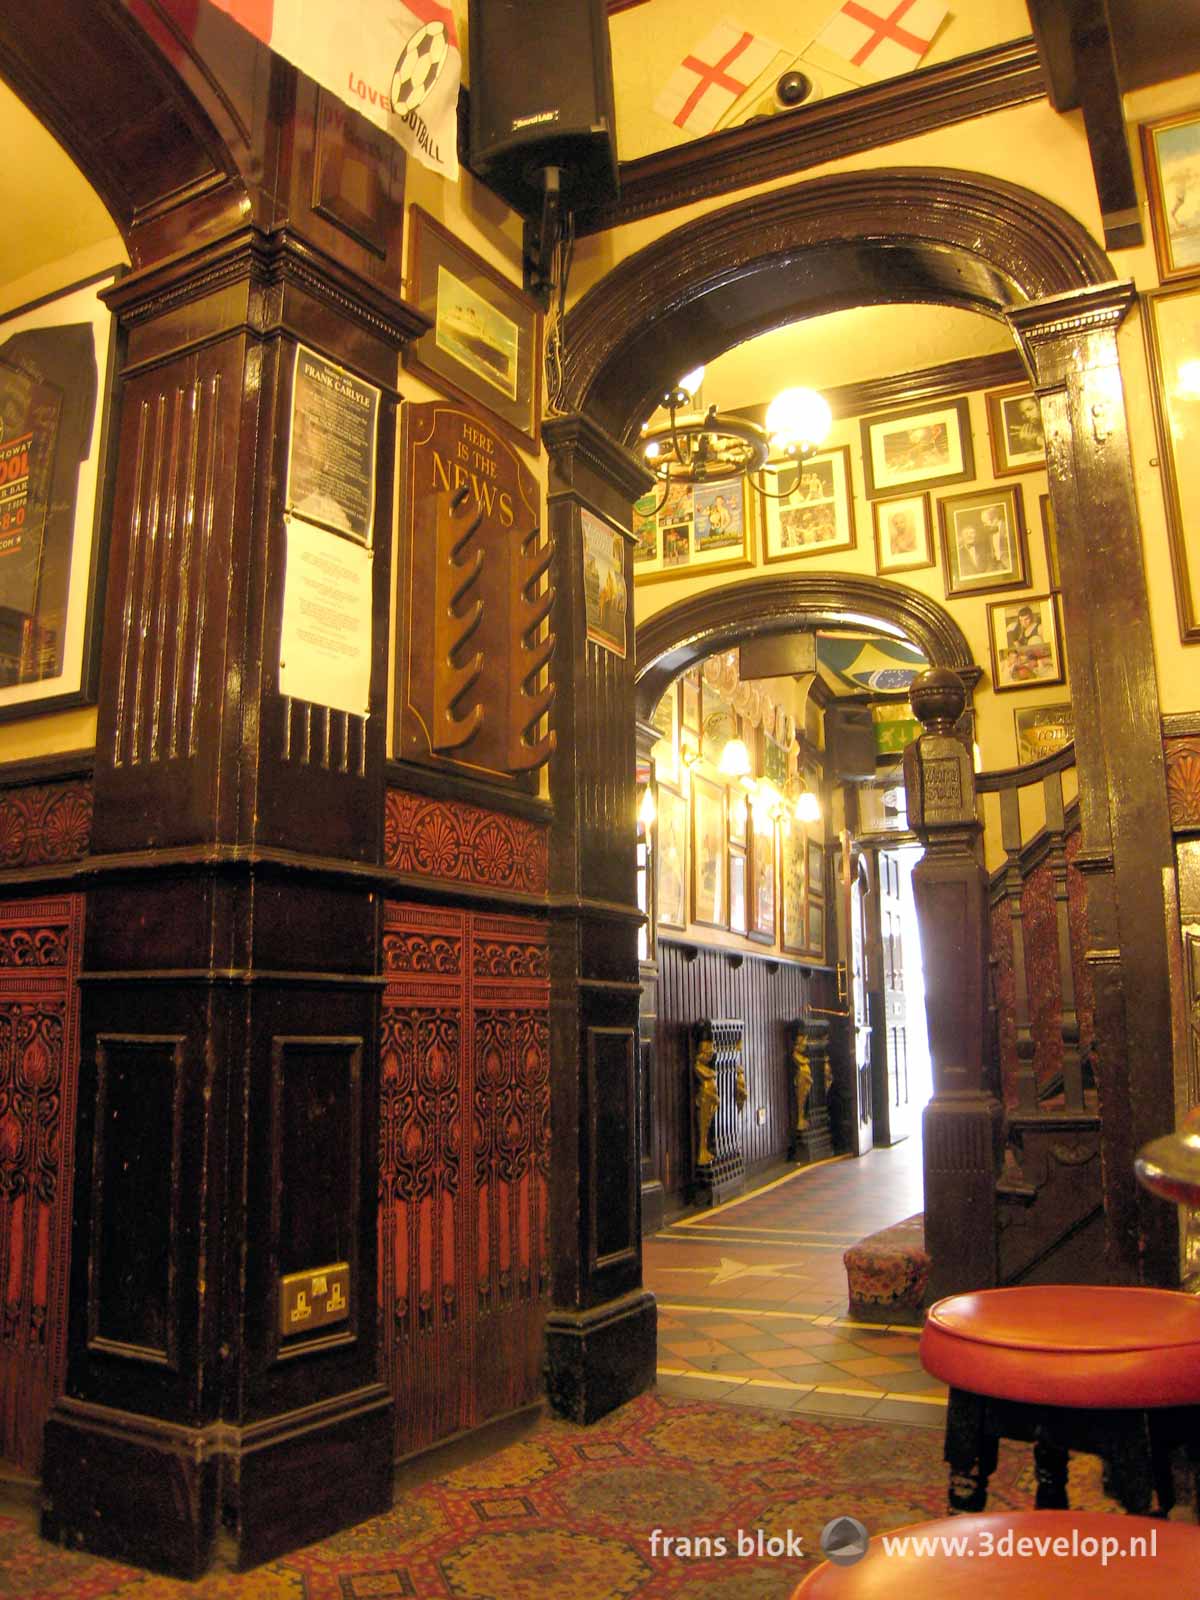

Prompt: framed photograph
[
  {"left": 633, "top": 476, "right": 752, "bottom": 583},
  {"left": 656, "top": 784, "right": 688, "bottom": 931},
  {"left": 872, "top": 491, "right": 934, "bottom": 574},
  {"left": 691, "top": 773, "right": 727, "bottom": 928},
  {"left": 781, "top": 828, "right": 807, "bottom": 955},
  {"left": 728, "top": 846, "right": 748, "bottom": 936},
  {"left": 403, "top": 206, "right": 541, "bottom": 453},
  {"left": 1141, "top": 110, "right": 1200, "bottom": 283},
  {"left": 728, "top": 786, "right": 749, "bottom": 848},
  {"left": 702, "top": 689, "right": 736, "bottom": 767},
  {"left": 681, "top": 667, "right": 702, "bottom": 735},
  {"left": 860, "top": 396, "right": 974, "bottom": 498},
  {"left": 749, "top": 808, "right": 776, "bottom": 942},
  {"left": 651, "top": 684, "right": 679, "bottom": 786},
  {"left": 938, "top": 484, "right": 1029, "bottom": 598},
  {"left": 807, "top": 839, "right": 825, "bottom": 897},
  {"left": 1144, "top": 282, "right": 1200, "bottom": 641},
  {"left": 0, "top": 269, "right": 119, "bottom": 723},
  {"left": 987, "top": 594, "right": 1065, "bottom": 692},
  {"left": 986, "top": 385, "right": 1046, "bottom": 476},
  {"left": 807, "top": 899, "right": 826, "bottom": 962},
  {"left": 1040, "top": 494, "right": 1061, "bottom": 590},
  {"left": 1014, "top": 703, "right": 1075, "bottom": 765},
  {"left": 758, "top": 445, "right": 856, "bottom": 562}
]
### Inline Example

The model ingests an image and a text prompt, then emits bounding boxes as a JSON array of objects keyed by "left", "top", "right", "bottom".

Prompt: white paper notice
[{"left": 279, "top": 516, "right": 372, "bottom": 717}]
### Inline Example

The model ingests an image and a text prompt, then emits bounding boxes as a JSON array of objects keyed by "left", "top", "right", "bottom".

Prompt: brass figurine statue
[
  {"left": 792, "top": 1036, "right": 813, "bottom": 1132},
  {"left": 694, "top": 1034, "right": 718, "bottom": 1167},
  {"left": 734, "top": 1059, "right": 748, "bottom": 1114}
]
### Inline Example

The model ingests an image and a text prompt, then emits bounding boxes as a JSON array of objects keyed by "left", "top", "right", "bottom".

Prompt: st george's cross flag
[
  {"left": 207, "top": 0, "right": 460, "bottom": 178},
  {"left": 815, "top": 0, "right": 947, "bottom": 83},
  {"left": 654, "top": 17, "right": 784, "bottom": 136}
]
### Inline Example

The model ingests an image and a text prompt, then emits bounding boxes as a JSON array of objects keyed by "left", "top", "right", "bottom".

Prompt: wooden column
[
  {"left": 904, "top": 670, "right": 1003, "bottom": 1300},
  {"left": 1010, "top": 284, "right": 1180, "bottom": 1286},
  {"left": 635, "top": 716, "right": 666, "bottom": 1235},
  {"left": 38, "top": 52, "right": 425, "bottom": 1576},
  {"left": 541, "top": 415, "right": 656, "bottom": 1422}
]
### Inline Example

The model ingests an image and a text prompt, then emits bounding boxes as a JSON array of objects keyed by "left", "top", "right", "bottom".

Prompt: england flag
[
  {"left": 205, "top": 0, "right": 461, "bottom": 179},
  {"left": 654, "top": 18, "right": 784, "bottom": 137},
  {"left": 815, "top": 0, "right": 948, "bottom": 83}
]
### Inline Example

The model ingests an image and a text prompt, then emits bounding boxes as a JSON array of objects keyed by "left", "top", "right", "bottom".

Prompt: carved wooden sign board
[{"left": 396, "top": 402, "right": 554, "bottom": 788}]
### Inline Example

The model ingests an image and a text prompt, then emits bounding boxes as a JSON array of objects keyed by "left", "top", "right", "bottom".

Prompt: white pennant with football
[{"left": 208, "top": 0, "right": 462, "bottom": 179}]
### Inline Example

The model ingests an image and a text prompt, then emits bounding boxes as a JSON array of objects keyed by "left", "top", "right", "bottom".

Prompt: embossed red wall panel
[
  {"left": 0, "top": 895, "right": 83, "bottom": 1471},
  {"left": 0, "top": 782, "right": 92, "bottom": 868},
  {"left": 379, "top": 901, "right": 549, "bottom": 1457},
  {"left": 384, "top": 788, "right": 548, "bottom": 895}
]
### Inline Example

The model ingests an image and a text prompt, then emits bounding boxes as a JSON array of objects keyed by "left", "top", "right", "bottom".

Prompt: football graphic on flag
[{"left": 391, "top": 19, "right": 450, "bottom": 116}]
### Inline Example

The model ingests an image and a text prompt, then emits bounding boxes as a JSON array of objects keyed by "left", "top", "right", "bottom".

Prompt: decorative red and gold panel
[
  {"left": 384, "top": 787, "right": 548, "bottom": 895},
  {"left": 0, "top": 782, "right": 92, "bottom": 869},
  {"left": 0, "top": 894, "right": 83, "bottom": 1471},
  {"left": 379, "top": 900, "right": 550, "bottom": 1458}
]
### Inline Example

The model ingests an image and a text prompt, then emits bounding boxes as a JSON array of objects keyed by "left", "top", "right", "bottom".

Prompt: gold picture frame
[{"left": 1141, "top": 109, "right": 1200, "bottom": 283}]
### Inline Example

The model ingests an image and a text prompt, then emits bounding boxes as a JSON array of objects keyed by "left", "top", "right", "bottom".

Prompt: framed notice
[
  {"left": 0, "top": 269, "right": 119, "bottom": 722},
  {"left": 287, "top": 346, "right": 380, "bottom": 544},
  {"left": 582, "top": 510, "right": 627, "bottom": 657},
  {"left": 404, "top": 206, "right": 542, "bottom": 453}
]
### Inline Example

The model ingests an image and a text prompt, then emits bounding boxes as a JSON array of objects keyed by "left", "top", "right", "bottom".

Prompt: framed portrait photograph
[
  {"left": 758, "top": 445, "right": 856, "bottom": 562},
  {"left": 0, "top": 269, "right": 119, "bottom": 723},
  {"left": 728, "top": 846, "right": 748, "bottom": 936},
  {"left": 872, "top": 491, "right": 934, "bottom": 574},
  {"left": 939, "top": 484, "right": 1029, "bottom": 598},
  {"left": 860, "top": 396, "right": 974, "bottom": 498},
  {"left": 781, "top": 828, "right": 807, "bottom": 956},
  {"left": 1014, "top": 702, "right": 1074, "bottom": 765},
  {"left": 986, "top": 385, "right": 1046, "bottom": 476},
  {"left": 1141, "top": 109, "right": 1200, "bottom": 282},
  {"left": 1040, "top": 494, "right": 1061, "bottom": 590},
  {"left": 633, "top": 476, "right": 752, "bottom": 583},
  {"left": 1143, "top": 282, "right": 1200, "bottom": 641},
  {"left": 987, "top": 594, "right": 1065, "bottom": 693},
  {"left": 806, "top": 899, "right": 826, "bottom": 962},
  {"left": 749, "top": 808, "right": 776, "bottom": 942},
  {"left": 691, "top": 772, "right": 727, "bottom": 929},
  {"left": 656, "top": 784, "right": 688, "bottom": 931},
  {"left": 403, "top": 206, "right": 541, "bottom": 454}
]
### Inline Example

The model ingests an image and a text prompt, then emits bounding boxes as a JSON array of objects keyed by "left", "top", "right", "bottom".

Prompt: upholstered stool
[
  {"left": 920, "top": 1286, "right": 1200, "bottom": 1515},
  {"left": 791, "top": 1511, "right": 1200, "bottom": 1596}
]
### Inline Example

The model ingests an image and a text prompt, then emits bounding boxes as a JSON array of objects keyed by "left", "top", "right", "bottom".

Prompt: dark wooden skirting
[
  {"left": 652, "top": 940, "right": 835, "bottom": 1207},
  {"left": 383, "top": 762, "right": 552, "bottom": 826},
  {"left": 575, "top": 40, "right": 1048, "bottom": 235},
  {"left": 1162, "top": 712, "right": 1200, "bottom": 739},
  {"left": 0, "top": 751, "right": 95, "bottom": 789}
]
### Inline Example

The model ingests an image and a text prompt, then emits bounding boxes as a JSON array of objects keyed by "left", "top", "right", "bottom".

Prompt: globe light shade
[
  {"left": 766, "top": 387, "right": 832, "bottom": 452},
  {"left": 795, "top": 789, "right": 821, "bottom": 824},
  {"left": 718, "top": 737, "right": 752, "bottom": 779},
  {"left": 678, "top": 365, "right": 706, "bottom": 399}
]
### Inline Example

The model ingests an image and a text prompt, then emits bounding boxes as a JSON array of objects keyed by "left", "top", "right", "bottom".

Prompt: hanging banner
[{"left": 207, "top": 0, "right": 461, "bottom": 179}]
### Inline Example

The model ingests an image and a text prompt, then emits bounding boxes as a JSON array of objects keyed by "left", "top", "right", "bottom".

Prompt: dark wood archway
[{"left": 634, "top": 570, "right": 978, "bottom": 722}]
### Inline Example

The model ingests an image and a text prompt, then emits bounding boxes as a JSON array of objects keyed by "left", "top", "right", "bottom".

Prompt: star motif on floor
[{"left": 663, "top": 1256, "right": 811, "bottom": 1286}]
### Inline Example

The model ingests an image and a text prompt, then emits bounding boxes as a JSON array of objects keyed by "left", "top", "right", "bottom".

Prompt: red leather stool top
[
  {"left": 790, "top": 1511, "right": 1200, "bottom": 1597},
  {"left": 919, "top": 1286, "right": 1200, "bottom": 1408}
]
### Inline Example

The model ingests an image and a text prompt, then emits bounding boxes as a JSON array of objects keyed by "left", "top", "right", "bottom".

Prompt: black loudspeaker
[
  {"left": 826, "top": 705, "right": 878, "bottom": 781},
  {"left": 468, "top": 0, "right": 619, "bottom": 217}
]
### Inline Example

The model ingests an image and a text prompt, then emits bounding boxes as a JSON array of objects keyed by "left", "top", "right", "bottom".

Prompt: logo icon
[{"left": 819, "top": 1516, "right": 869, "bottom": 1566}]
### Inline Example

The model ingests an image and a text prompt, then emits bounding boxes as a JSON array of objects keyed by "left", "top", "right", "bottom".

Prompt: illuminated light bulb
[
  {"left": 718, "top": 737, "right": 752, "bottom": 779},
  {"left": 766, "top": 386, "right": 832, "bottom": 452},
  {"left": 638, "top": 785, "right": 657, "bottom": 829},
  {"left": 795, "top": 789, "right": 821, "bottom": 824},
  {"left": 678, "top": 365, "right": 705, "bottom": 399}
]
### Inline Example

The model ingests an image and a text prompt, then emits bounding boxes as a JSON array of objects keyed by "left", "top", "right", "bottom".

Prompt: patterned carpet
[{"left": 0, "top": 1389, "right": 1123, "bottom": 1600}]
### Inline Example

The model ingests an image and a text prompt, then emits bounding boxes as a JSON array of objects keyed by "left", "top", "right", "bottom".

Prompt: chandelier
[{"left": 640, "top": 368, "right": 833, "bottom": 505}]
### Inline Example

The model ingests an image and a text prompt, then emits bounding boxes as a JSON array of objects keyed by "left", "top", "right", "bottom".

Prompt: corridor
[{"left": 646, "top": 1137, "right": 948, "bottom": 1425}]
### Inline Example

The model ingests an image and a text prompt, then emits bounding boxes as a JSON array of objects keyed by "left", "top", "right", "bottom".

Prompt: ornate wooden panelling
[
  {"left": 1165, "top": 736, "right": 1200, "bottom": 830},
  {"left": 653, "top": 942, "right": 829, "bottom": 1205},
  {"left": 990, "top": 826, "right": 1094, "bottom": 1106},
  {"left": 384, "top": 788, "right": 548, "bottom": 896},
  {"left": 0, "top": 894, "right": 82, "bottom": 1470},
  {"left": 0, "top": 781, "right": 93, "bottom": 869},
  {"left": 379, "top": 901, "right": 549, "bottom": 1457}
]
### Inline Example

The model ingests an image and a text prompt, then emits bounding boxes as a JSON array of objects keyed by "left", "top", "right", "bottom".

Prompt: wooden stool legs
[{"left": 944, "top": 1390, "right": 998, "bottom": 1513}]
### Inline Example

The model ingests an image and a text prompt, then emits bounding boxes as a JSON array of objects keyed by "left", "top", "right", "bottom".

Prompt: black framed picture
[
  {"left": 938, "top": 484, "right": 1030, "bottom": 599},
  {"left": 860, "top": 396, "right": 974, "bottom": 498}
]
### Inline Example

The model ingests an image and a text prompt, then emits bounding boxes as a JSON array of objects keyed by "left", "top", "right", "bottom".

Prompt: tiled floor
[{"left": 644, "top": 1134, "right": 947, "bottom": 1427}]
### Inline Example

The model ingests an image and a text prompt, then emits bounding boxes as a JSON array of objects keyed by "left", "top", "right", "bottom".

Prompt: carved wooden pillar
[
  {"left": 1010, "top": 284, "right": 1179, "bottom": 1286},
  {"left": 38, "top": 45, "right": 425, "bottom": 1577},
  {"left": 635, "top": 716, "right": 666, "bottom": 1235},
  {"left": 541, "top": 415, "right": 656, "bottom": 1422},
  {"left": 904, "top": 670, "right": 1003, "bottom": 1301}
]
